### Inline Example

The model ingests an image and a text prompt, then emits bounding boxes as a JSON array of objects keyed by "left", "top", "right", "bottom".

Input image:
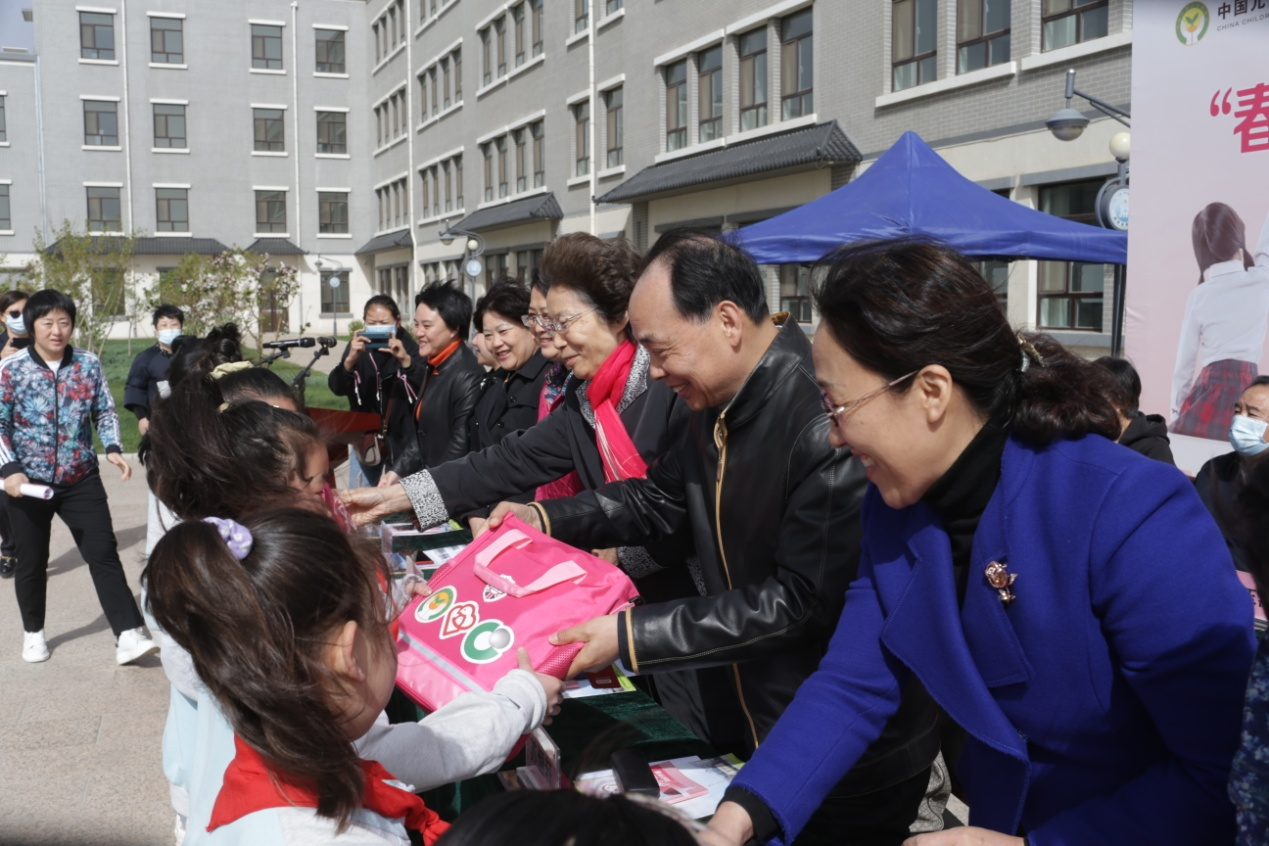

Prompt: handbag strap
[{"left": 472, "top": 528, "right": 587, "bottom": 597}]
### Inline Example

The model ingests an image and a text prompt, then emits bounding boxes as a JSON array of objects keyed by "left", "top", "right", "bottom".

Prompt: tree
[
  {"left": 148, "top": 247, "right": 300, "bottom": 355},
  {"left": 19, "top": 221, "right": 136, "bottom": 357}
]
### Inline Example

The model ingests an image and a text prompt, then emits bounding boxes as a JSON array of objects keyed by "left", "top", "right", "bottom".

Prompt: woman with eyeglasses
[
  {"left": 0, "top": 289, "right": 28, "bottom": 579},
  {"left": 700, "top": 240, "right": 1255, "bottom": 846},
  {"left": 328, "top": 294, "right": 418, "bottom": 488}
]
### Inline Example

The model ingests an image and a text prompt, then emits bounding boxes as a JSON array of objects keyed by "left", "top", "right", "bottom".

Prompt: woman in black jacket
[
  {"left": 469, "top": 279, "right": 549, "bottom": 452},
  {"left": 327, "top": 294, "right": 419, "bottom": 487}
]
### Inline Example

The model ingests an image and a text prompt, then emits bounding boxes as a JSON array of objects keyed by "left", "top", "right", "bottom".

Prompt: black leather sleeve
[{"left": 436, "top": 367, "right": 482, "bottom": 465}]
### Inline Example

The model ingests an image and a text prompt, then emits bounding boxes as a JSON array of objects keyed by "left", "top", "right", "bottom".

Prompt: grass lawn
[{"left": 96, "top": 338, "right": 348, "bottom": 454}]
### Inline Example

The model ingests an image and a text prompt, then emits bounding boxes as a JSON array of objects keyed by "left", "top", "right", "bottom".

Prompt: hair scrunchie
[
  {"left": 1017, "top": 334, "right": 1044, "bottom": 373},
  {"left": 202, "top": 516, "right": 253, "bottom": 561},
  {"left": 210, "top": 360, "right": 253, "bottom": 381}
]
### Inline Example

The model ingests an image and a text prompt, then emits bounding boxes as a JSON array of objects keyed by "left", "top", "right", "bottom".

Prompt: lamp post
[
  {"left": 1046, "top": 68, "right": 1131, "bottom": 357},
  {"left": 315, "top": 256, "right": 346, "bottom": 339},
  {"left": 438, "top": 221, "right": 486, "bottom": 304}
]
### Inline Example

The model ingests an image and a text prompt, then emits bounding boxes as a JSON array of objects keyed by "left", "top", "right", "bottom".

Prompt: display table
[{"left": 386, "top": 685, "right": 717, "bottom": 820}]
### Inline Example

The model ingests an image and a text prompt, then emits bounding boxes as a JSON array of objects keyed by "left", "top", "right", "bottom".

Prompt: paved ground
[{"left": 0, "top": 458, "right": 171, "bottom": 846}]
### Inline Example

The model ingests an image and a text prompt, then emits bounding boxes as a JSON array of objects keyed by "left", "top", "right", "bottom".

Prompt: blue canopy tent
[{"left": 728, "top": 131, "right": 1127, "bottom": 265}]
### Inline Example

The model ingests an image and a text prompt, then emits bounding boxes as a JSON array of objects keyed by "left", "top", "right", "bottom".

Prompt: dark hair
[
  {"left": 539, "top": 233, "right": 641, "bottom": 334},
  {"left": 416, "top": 280, "right": 473, "bottom": 340},
  {"left": 165, "top": 323, "right": 244, "bottom": 389},
  {"left": 0, "top": 289, "right": 30, "bottom": 315},
  {"left": 218, "top": 367, "right": 295, "bottom": 406},
  {"left": 435, "top": 790, "right": 697, "bottom": 846},
  {"left": 363, "top": 294, "right": 401, "bottom": 322},
  {"left": 813, "top": 239, "right": 1120, "bottom": 446},
  {"left": 477, "top": 278, "right": 531, "bottom": 333},
  {"left": 24, "top": 289, "right": 77, "bottom": 330},
  {"left": 144, "top": 509, "right": 392, "bottom": 830},
  {"left": 1094, "top": 357, "right": 1142, "bottom": 417},
  {"left": 152, "top": 304, "right": 185, "bottom": 326},
  {"left": 1240, "top": 457, "right": 1269, "bottom": 599},
  {"left": 146, "top": 364, "right": 322, "bottom": 520},
  {"left": 1193, "top": 202, "right": 1254, "bottom": 284},
  {"left": 529, "top": 267, "right": 548, "bottom": 296},
  {"left": 644, "top": 229, "right": 770, "bottom": 324},
  {"left": 1244, "top": 375, "right": 1269, "bottom": 393}
]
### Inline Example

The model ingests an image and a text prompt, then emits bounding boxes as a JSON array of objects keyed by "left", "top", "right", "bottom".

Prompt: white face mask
[
  {"left": 5, "top": 315, "right": 25, "bottom": 335},
  {"left": 157, "top": 328, "right": 182, "bottom": 346},
  {"left": 1229, "top": 414, "right": 1269, "bottom": 457}
]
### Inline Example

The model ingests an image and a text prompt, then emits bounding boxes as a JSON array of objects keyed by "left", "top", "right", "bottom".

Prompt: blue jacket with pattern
[{"left": 0, "top": 346, "right": 123, "bottom": 486}]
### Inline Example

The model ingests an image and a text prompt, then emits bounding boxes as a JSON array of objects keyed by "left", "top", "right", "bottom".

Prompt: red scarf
[
  {"left": 586, "top": 339, "right": 637, "bottom": 410},
  {"left": 586, "top": 340, "right": 647, "bottom": 483},
  {"left": 207, "top": 735, "right": 449, "bottom": 843}
]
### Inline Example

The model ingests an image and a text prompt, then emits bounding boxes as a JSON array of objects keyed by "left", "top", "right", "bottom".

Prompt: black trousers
[
  {"left": 0, "top": 491, "right": 14, "bottom": 557},
  {"left": 9, "top": 471, "right": 144, "bottom": 637}
]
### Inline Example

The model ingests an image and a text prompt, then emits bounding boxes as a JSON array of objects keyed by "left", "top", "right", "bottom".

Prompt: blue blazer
[{"left": 731, "top": 434, "right": 1255, "bottom": 845}]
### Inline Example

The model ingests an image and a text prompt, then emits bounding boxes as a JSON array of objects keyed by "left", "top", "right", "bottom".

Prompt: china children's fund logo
[{"left": 1177, "top": 2, "right": 1211, "bottom": 43}]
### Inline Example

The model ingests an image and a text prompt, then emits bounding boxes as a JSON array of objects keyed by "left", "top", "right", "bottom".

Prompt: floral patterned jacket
[{"left": 0, "top": 346, "right": 123, "bottom": 486}]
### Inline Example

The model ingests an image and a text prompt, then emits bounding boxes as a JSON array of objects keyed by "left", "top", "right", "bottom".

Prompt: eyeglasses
[
  {"left": 520, "top": 313, "right": 553, "bottom": 332},
  {"left": 821, "top": 370, "right": 920, "bottom": 424},
  {"left": 540, "top": 308, "right": 596, "bottom": 335}
]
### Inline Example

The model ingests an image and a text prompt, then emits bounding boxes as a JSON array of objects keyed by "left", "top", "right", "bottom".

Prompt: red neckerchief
[
  {"left": 414, "top": 340, "right": 463, "bottom": 422},
  {"left": 585, "top": 339, "right": 636, "bottom": 410},
  {"left": 207, "top": 735, "right": 449, "bottom": 844}
]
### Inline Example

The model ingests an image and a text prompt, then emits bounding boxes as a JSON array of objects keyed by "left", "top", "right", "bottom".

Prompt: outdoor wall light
[{"left": 1046, "top": 69, "right": 1130, "bottom": 142}]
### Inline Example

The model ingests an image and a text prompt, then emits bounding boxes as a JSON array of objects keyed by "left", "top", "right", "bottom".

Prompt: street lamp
[
  {"left": 315, "top": 256, "right": 346, "bottom": 339},
  {"left": 438, "top": 220, "right": 486, "bottom": 303},
  {"left": 1045, "top": 69, "right": 1132, "bottom": 357}
]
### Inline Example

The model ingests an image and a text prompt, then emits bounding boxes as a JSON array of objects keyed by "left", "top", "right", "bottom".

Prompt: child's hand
[{"left": 516, "top": 648, "right": 564, "bottom": 725}]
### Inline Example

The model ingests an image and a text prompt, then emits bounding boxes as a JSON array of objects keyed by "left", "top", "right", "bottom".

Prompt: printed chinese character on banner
[{"left": 1234, "top": 83, "right": 1269, "bottom": 152}]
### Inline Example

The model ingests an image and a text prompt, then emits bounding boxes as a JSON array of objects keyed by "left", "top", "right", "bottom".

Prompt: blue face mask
[
  {"left": 5, "top": 315, "right": 25, "bottom": 336},
  {"left": 1229, "top": 414, "right": 1269, "bottom": 457},
  {"left": 157, "top": 328, "right": 182, "bottom": 346}
]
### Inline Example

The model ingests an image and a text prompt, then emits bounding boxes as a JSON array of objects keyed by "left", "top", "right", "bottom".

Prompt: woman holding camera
[{"left": 327, "top": 294, "right": 418, "bottom": 487}]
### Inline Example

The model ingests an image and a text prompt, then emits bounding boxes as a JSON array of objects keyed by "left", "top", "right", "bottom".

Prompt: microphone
[
  {"left": 317, "top": 336, "right": 339, "bottom": 349},
  {"left": 262, "top": 337, "right": 316, "bottom": 350}
]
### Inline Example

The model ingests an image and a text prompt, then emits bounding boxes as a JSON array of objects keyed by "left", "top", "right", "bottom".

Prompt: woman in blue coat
[{"left": 703, "top": 240, "right": 1255, "bottom": 846}]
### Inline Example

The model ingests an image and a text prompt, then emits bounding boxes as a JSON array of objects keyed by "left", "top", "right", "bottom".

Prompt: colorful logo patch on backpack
[
  {"left": 416, "top": 586, "right": 456, "bottom": 623},
  {"left": 439, "top": 601, "right": 481, "bottom": 639},
  {"left": 461, "top": 619, "right": 514, "bottom": 664}
]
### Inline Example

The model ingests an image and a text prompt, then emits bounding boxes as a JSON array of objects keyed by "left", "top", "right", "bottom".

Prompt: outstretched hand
[
  {"left": 516, "top": 648, "right": 565, "bottom": 725},
  {"left": 336, "top": 484, "right": 410, "bottom": 528},
  {"left": 486, "top": 501, "right": 542, "bottom": 532},
  {"left": 549, "top": 614, "right": 620, "bottom": 679}
]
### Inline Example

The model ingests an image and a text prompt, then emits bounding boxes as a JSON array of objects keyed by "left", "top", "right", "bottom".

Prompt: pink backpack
[{"left": 395, "top": 515, "right": 640, "bottom": 711}]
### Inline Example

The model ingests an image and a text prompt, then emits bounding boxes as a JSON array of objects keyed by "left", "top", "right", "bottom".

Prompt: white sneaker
[
  {"left": 116, "top": 627, "right": 159, "bottom": 665},
  {"left": 22, "top": 630, "right": 49, "bottom": 663}
]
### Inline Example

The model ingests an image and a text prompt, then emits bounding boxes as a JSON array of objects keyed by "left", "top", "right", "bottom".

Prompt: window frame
[
  {"left": 514, "top": 128, "right": 527, "bottom": 193},
  {"left": 315, "top": 28, "right": 346, "bottom": 74},
  {"left": 495, "top": 16, "right": 507, "bottom": 78},
  {"left": 956, "top": 0, "right": 1010, "bottom": 74},
  {"left": 665, "top": 60, "right": 688, "bottom": 152},
  {"left": 606, "top": 87, "right": 623, "bottom": 168},
  {"left": 531, "top": 121, "right": 545, "bottom": 187},
  {"left": 739, "top": 28, "right": 768, "bottom": 132},
  {"left": 513, "top": 3, "right": 526, "bottom": 68},
  {"left": 1036, "top": 179, "right": 1107, "bottom": 331},
  {"left": 255, "top": 189, "right": 288, "bottom": 234},
  {"left": 1041, "top": 0, "right": 1109, "bottom": 52},
  {"left": 496, "top": 136, "right": 509, "bottom": 198},
  {"left": 80, "top": 11, "right": 116, "bottom": 61},
  {"left": 698, "top": 45, "right": 723, "bottom": 143},
  {"left": 574, "top": 0, "right": 589, "bottom": 33},
  {"left": 320, "top": 269, "right": 351, "bottom": 315},
  {"left": 574, "top": 101, "right": 590, "bottom": 176},
  {"left": 251, "top": 23, "right": 284, "bottom": 70},
  {"left": 891, "top": 0, "right": 936, "bottom": 92},
  {"left": 0, "top": 95, "right": 6, "bottom": 144},
  {"left": 780, "top": 9, "right": 814, "bottom": 118},
  {"left": 0, "top": 185, "right": 11, "bottom": 231},
  {"left": 531, "top": 0, "right": 544, "bottom": 57},
  {"left": 482, "top": 27, "right": 493, "bottom": 86},
  {"left": 155, "top": 187, "right": 189, "bottom": 233},
  {"left": 483, "top": 143, "right": 495, "bottom": 202},
  {"left": 87, "top": 186, "right": 123, "bottom": 232},
  {"left": 150, "top": 16, "right": 184, "bottom": 64},
  {"left": 253, "top": 107, "right": 286, "bottom": 153},
  {"left": 83, "top": 100, "right": 120, "bottom": 147},
  {"left": 318, "top": 190, "right": 350, "bottom": 234},
  {"left": 316, "top": 111, "right": 347, "bottom": 155},
  {"left": 153, "top": 103, "right": 187, "bottom": 149}
]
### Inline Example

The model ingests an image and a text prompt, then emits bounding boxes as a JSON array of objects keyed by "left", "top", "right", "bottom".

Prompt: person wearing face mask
[
  {"left": 0, "top": 289, "right": 29, "bottom": 578},
  {"left": 124, "top": 305, "right": 184, "bottom": 438},
  {"left": 328, "top": 295, "right": 419, "bottom": 488},
  {"left": 1194, "top": 376, "right": 1269, "bottom": 572}
]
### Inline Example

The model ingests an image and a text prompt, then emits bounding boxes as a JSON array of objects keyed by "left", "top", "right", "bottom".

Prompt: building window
[
  {"left": 485, "top": 252, "right": 509, "bottom": 289},
  {"left": 91, "top": 268, "right": 126, "bottom": 318},
  {"left": 698, "top": 45, "right": 723, "bottom": 143},
  {"left": 517, "top": 248, "right": 543, "bottom": 281},
  {"left": 0, "top": 96, "right": 6, "bottom": 143},
  {"left": 455, "top": 155, "right": 464, "bottom": 207},
  {"left": 482, "top": 28, "right": 492, "bottom": 85},
  {"left": 496, "top": 136, "right": 509, "bottom": 198},
  {"left": 779, "top": 264, "right": 812, "bottom": 324},
  {"left": 781, "top": 9, "right": 814, "bottom": 117},
  {"left": 483, "top": 144, "right": 494, "bottom": 202},
  {"left": 892, "top": 0, "right": 935, "bottom": 91},
  {"left": 531, "top": 0, "right": 544, "bottom": 57},
  {"left": 606, "top": 87, "right": 623, "bottom": 167},
  {"left": 442, "top": 59, "right": 451, "bottom": 108},
  {"left": 739, "top": 29, "right": 768, "bottom": 132},
  {"left": 1037, "top": 180, "right": 1105, "bottom": 331},
  {"left": 420, "top": 169, "right": 431, "bottom": 217},
  {"left": 0, "top": 185, "right": 10, "bottom": 230},
  {"left": 957, "top": 1, "right": 1010, "bottom": 73},
  {"left": 315, "top": 28, "right": 346, "bottom": 73},
  {"left": 574, "top": 101, "right": 590, "bottom": 176},
  {"left": 513, "top": 4, "right": 525, "bottom": 67},
  {"left": 251, "top": 24, "right": 283, "bottom": 70},
  {"left": 514, "top": 129, "right": 527, "bottom": 193},
  {"left": 574, "top": 0, "right": 588, "bottom": 33},
  {"left": 665, "top": 60, "right": 687, "bottom": 151},
  {"left": 321, "top": 269, "right": 350, "bottom": 314},
  {"left": 87, "top": 186, "right": 122, "bottom": 232},
  {"left": 454, "top": 49, "right": 463, "bottom": 100},
  {"left": 83, "top": 101, "right": 119, "bottom": 146},
  {"left": 606, "top": 0, "right": 623, "bottom": 14},
  {"left": 156, "top": 187, "right": 189, "bottom": 232},
  {"left": 430, "top": 68, "right": 439, "bottom": 117},
  {"left": 531, "top": 121, "right": 545, "bottom": 187},
  {"left": 80, "top": 12, "right": 115, "bottom": 60},
  {"left": 312, "top": 111, "right": 343, "bottom": 154},
  {"left": 431, "top": 165, "right": 440, "bottom": 215},
  {"left": 443, "top": 162, "right": 453, "bottom": 212},
  {"left": 980, "top": 259, "right": 1010, "bottom": 314},
  {"left": 150, "top": 17, "right": 183, "bottom": 64},
  {"left": 255, "top": 189, "right": 287, "bottom": 233},
  {"left": 495, "top": 17, "right": 507, "bottom": 78},
  {"left": 1042, "top": 0, "right": 1108, "bottom": 51},
  {"left": 153, "top": 103, "right": 186, "bottom": 149},
  {"left": 319, "top": 191, "right": 349, "bottom": 234},
  {"left": 253, "top": 108, "right": 285, "bottom": 152}
]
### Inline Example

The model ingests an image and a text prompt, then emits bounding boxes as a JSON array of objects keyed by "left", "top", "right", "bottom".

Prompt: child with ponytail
[{"left": 146, "top": 508, "right": 450, "bottom": 845}]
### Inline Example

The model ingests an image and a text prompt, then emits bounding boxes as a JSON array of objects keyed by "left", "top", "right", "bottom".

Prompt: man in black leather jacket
[{"left": 490, "top": 231, "right": 943, "bottom": 844}]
